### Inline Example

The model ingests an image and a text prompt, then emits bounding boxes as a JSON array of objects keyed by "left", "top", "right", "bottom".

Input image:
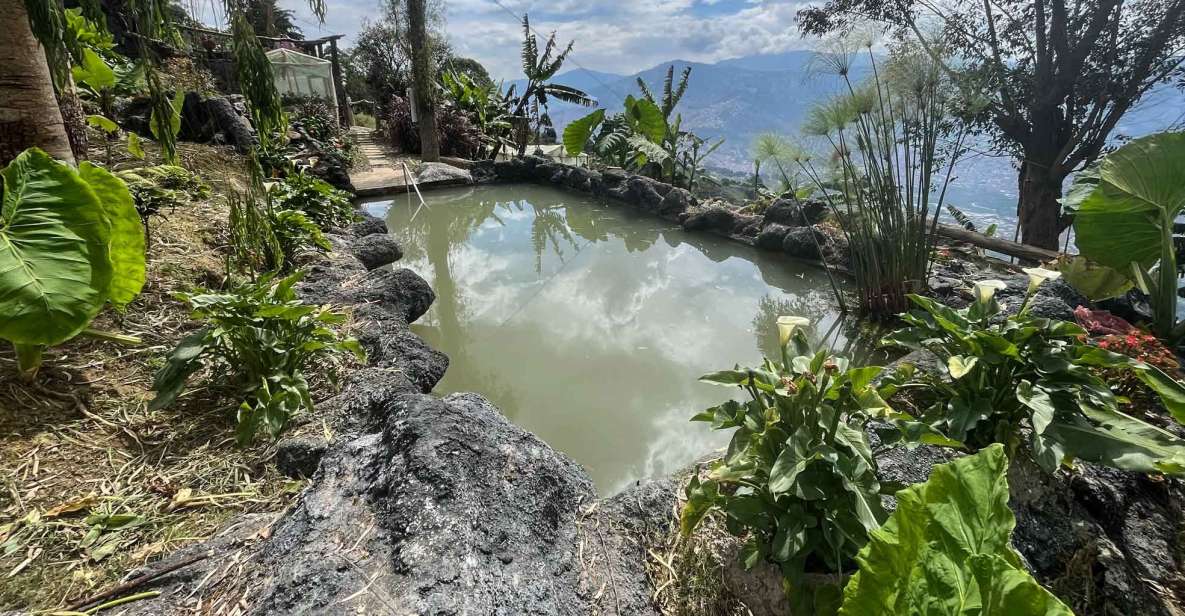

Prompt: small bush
[
  {"left": 681, "top": 317, "right": 896, "bottom": 610},
  {"left": 150, "top": 272, "right": 364, "bottom": 444},
  {"left": 383, "top": 95, "right": 482, "bottom": 158},
  {"left": 269, "top": 170, "right": 357, "bottom": 229},
  {"left": 881, "top": 272, "right": 1185, "bottom": 474},
  {"left": 116, "top": 165, "right": 210, "bottom": 235},
  {"left": 353, "top": 113, "right": 377, "bottom": 129},
  {"left": 287, "top": 95, "right": 341, "bottom": 142},
  {"left": 227, "top": 190, "right": 329, "bottom": 274}
]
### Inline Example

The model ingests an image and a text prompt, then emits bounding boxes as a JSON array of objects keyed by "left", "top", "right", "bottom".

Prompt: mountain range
[
  {"left": 513, "top": 50, "right": 873, "bottom": 173},
  {"left": 513, "top": 51, "right": 1183, "bottom": 235}
]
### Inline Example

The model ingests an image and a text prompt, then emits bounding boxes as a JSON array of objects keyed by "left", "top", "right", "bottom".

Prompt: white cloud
[{"left": 273, "top": 0, "right": 816, "bottom": 80}]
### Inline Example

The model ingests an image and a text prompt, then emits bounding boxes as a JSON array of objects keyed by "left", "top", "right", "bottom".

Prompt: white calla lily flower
[
  {"left": 777, "top": 316, "right": 811, "bottom": 346},
  {"left": 972, "top": 279, "right": 1007, "bottom": 304},
  {"left": 1022, "top": 267, "right": 1062, "bottom": 295}
]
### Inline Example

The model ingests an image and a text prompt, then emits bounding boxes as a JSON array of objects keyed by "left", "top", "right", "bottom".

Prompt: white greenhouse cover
[{"left": 265, "top": 48, "right": 337, "bottom": 115}]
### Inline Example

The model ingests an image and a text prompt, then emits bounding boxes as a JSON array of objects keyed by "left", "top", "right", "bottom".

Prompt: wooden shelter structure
[{"left": 177, "top": 25, "right": 352, "bottom": 126}]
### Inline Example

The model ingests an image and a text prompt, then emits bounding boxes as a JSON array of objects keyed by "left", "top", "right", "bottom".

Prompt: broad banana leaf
[
  {"left": 1053, "top": 255, "right": 1133, "bottom": 300},
  {"left": 623, "top": 95, "right": 666, "bottom": 143},
  {"left": 80, "top": 162, "right": 145, "bottom": 308}
]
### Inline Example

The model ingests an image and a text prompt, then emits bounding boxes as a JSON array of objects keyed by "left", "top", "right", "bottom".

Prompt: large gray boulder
[
  {"left": 762, "top": 198, "right": 827, "bottom": 227},
  {"left": 112, "top": 391, "right": 669, "bottom": 616},
  {"left": 416, "top": 162, "right": 473, "bottom": 188},
  {"left": 782, "top": 226, "right": 829, "bottom": 260}
]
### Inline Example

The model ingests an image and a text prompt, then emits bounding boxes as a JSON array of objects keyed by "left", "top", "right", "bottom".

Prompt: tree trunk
[
  {"left": 407, "top": 0, "right": 439, "bottom": 162},
  {"left": 1017, "top": 158, "right": 1067, "bottom": 251},
  {"left": 1, "top": 0, "right": 74, "bottom": 166}
]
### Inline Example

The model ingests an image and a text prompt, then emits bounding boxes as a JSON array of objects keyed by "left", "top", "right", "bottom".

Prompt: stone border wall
[{"left": 469, "top": 156, "right": 849, "bottom": 270}]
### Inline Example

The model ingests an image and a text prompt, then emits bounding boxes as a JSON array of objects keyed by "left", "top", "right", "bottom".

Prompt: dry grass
[
  {"left": 0, "top": 140, "right": 312, "bottom": 611},
  {"left": 645, "top": 465, "right": 750, "bottom": 616}
]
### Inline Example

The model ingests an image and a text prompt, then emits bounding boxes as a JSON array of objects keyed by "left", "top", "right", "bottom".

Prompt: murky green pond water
[{"left": 361, "top": 184, "right": 870, "bottom": 494}]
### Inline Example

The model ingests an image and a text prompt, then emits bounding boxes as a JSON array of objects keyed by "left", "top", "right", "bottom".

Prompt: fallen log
[{"left": 932, "top": 223, "right": 1059, "bottom": 263}]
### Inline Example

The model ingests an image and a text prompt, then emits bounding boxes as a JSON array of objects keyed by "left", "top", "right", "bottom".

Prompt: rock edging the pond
[
  {"left": 96, "top": 210, "right": 675, "bottom": 616},
  {"left": 476, "top": 156, "right": 843, "bottom": 270}
]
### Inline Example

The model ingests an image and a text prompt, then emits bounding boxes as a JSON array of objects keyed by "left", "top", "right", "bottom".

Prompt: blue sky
[{"left": 263, "top": 0, "right": 813, "bottom": 80}]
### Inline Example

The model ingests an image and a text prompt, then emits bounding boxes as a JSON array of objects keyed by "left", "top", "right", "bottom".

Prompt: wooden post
[{"left": 328, "top": 38, "right": 352, "bottom": 127}]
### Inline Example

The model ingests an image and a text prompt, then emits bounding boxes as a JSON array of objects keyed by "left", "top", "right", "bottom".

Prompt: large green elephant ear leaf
[
  {"left": 0, "top": 149, "right": 112, "bottom": 346},
  {"left": 1073, "top": 132, "right": 1185, "bottom": 272},
  {"left": 80, "top": 162, "right": 145, "bottom": 308},
  {"left": 838, "top": 445, "right": 1073, "bottom": 616},
  {"left": 562, "top": 109, "right": 605, "bottom": 156},
  {"left": 623, "top": 95, "right": 667, "bottom": 144}
]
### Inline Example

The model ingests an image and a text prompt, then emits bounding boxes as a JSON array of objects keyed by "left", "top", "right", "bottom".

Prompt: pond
[{"left": 361, "top": 184, "right": 874, "bottom": 494}]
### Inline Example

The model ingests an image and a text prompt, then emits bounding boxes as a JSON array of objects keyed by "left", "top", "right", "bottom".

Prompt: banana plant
[
  {"left": 678, "top": 132, "right": 724, "bottom": 192},
  {"left": 0, "top": 149, "right": 145, "bottom": 379},
  {"left": 504, "top": 14, "right": 595, "bottom": 157},
  {"left": 637, "top": 65, "right": 692, "bottom": 183},
  {"left": 441, "top": 69, "right": 515, "bottom": 158},
  {"left": 1068, "top": 131, "right": 1185, "bottom": 341}
]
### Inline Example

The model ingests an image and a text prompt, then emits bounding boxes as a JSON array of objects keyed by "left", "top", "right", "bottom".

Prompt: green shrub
[
  {"left": 149, "top": 272, "right": 364, "bottom": 444},
  {"left": 794, "top": 43, "right": 971, "bottom": 317},
  {"left": 228, "top": 190, "right": 284, "bottom": 275},
  {"left": 353, "top": 112, "right": 377, "bottom": 129},
  {"left": 0, "top": 148, "right": 145, "bottom": 378},
  {"left": 271, "top": 208, "right": 331, "bottom": 269},
  {"left": 881, "top": 271, "right": 1185, "bottom": 474},
  {"left": 227, "top": 189, "right": 330, "bottom": 275},
  {"left": 681, "top": 317, "right": 897, "bottom": 610},
  {"left": 270, "top": 170, "right": 357, "bottom": 229},
  {"left": 838, "top": 445, "right": 1072, "bottom": 615},
  {"left": 287, "top": 95, "right": 341, "bottom": 142},
  {"left": 115, "top": 165, "right": 210, "bottom": 233}
]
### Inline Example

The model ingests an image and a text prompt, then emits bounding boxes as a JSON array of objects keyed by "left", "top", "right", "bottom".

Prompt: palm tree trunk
[
  {"left": 1, "top": 0, "right": 74, "bottom": 166},
  {"left": 407, "top": 0, "right": 440, "bottom": 162}
]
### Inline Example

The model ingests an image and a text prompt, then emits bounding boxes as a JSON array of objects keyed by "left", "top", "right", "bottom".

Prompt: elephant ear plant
[
  {"left": 0, "top": 148, "right": 145, "bottom": 379},
  {"left": 1068, "top": 131, "right": 1185, "bottom": 340},
  {"left": 681, "top": 317, "right": 899, "bottom": 613},
  {"left": 882, "top": 270, "right": 1185, "bottom": 474}
]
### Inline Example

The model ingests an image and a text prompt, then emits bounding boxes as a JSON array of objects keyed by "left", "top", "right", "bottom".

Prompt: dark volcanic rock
[
  {"left": 339, "top": 267, "right": 436, "bottom": 324},
  {"left": 349, "top": 212, "right": 388, "bottom": 237},
  {"left": 627, "top": 175, "right": 670, "bottom": 212},
  {"left": 682, "top": 205, "right": 740, "bottom": 233},
  {"left": 996, "top": 274, "right": 1088, "bottom": 321},
  {"left": 351, "top": 233, "right": 403, "bottom": 270},
  {"left": 755, "top": 223, "right": 791, "bottom": 250},
  {"left": 657, "top": 187, "right": 696, "bottom": 219},
  {"left": 275, "top": 435, "right": 328, "bottom": 478},
  {"left": 763, "top": 198, "right": 827, "bottom": 227},
  {"left": 117, "top": 392, "right": 665, "bottom": 616},
  {"left": 782, "top": 226, "right": 829, "bottom": 260}
]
